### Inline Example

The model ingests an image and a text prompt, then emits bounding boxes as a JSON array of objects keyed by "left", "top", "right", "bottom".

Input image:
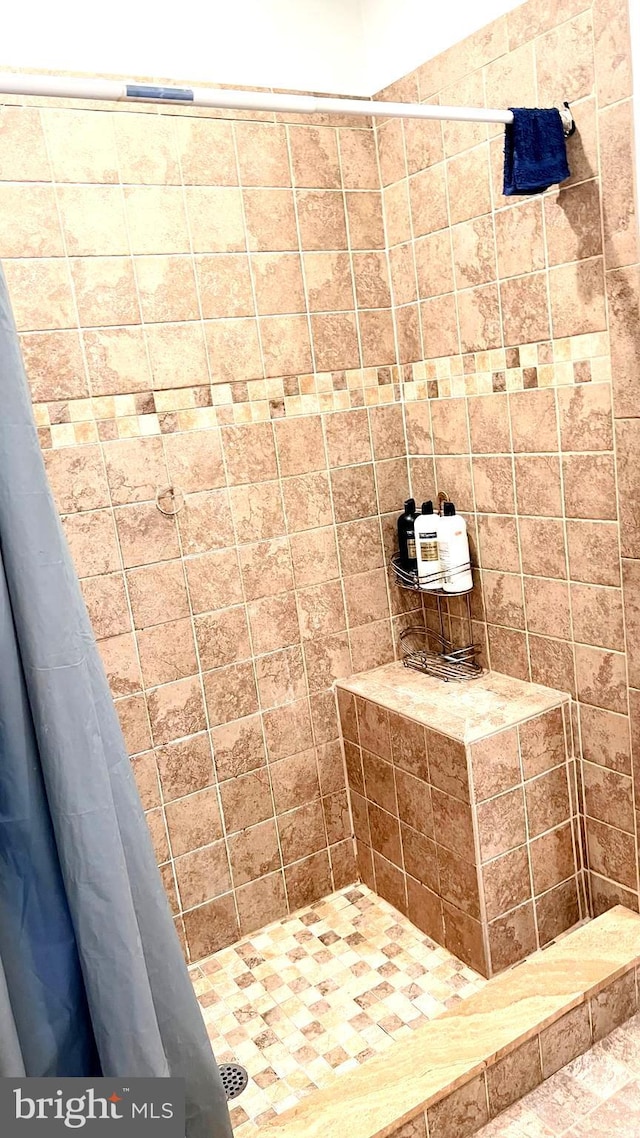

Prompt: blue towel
[{"left": 503, "top": 107, "right": 570, "bottom": 196}]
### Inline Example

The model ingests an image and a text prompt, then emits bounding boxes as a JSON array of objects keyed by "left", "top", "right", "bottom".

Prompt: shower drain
[{"left": 218, "top": 1062, "right": 249, "bottom": 1101}]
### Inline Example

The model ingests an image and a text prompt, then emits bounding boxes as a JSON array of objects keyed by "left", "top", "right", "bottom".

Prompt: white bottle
[
  {"left": 414, "top": 501, "right": 442, "bottom": 590},
  {"left": 438, "top": 502, "right": 473, "bottom": 593}
]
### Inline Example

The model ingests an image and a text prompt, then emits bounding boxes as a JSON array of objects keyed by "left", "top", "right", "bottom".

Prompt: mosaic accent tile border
[
  {"left": 190, "top": 884, "right": 484, "bottom": 1135},
  {"left": 33, "top": 366, "right": 403, "bottom": 448},
  {"left": 32, "top": 331, "right": 611, "bottom": 449},
  {"left": 403, "top": 332, "right": 611, "bottom": 402}
]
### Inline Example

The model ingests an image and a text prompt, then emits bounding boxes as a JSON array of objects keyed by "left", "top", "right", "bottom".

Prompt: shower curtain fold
[{"left": 0, "top": 265, "right": 232, "bottom": 1138}]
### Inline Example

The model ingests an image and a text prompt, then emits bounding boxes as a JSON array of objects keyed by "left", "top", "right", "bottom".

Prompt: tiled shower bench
[{"left": 335, "top": 663, "right": 584, "bottom": 978}]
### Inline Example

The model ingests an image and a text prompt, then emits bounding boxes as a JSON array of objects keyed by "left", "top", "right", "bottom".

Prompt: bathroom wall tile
[
  {"left": 228, "top": 820, "right": 281, "bottom": 889},
  {"left": 477, "top": 787, "right": 526, "bottom": 863},
  {"left": 607, "top": 267, "right": 640, "bottom": 418},
  {"left": 494, "top": 199, "right": 545, "bottom": 279},
  {"left": 263, "top": 699, "right": 314, "bottom": 762},
  {"left": 575, "top": 644, "right": 628, "bottom": 713},
  {"left": 3, "top": 259, "right": 77, "bottom": 333},
  {"left": 483, "top": 845, "right": 532, "bottom": 921},
  {"left": 211, "top": 715, "right": 265, "bottom": 782},
  {"left": 255, "top": 646, "right": 306, "bottom": 710},
  {"left": 544, "top": 180, "right": 603, "bottom": 267},
  {"left": 426, "top": 1075, "right": 488, "bottom": 1138},
  {"left": 549, "top": 259, "right": 607, "bottom": 338},
  {"left": 384, "top": 181, "right": 412, "bottom": 247},
  {"left": 261, "top": 314, "right": 314, "bottom": 377},
  {"left": 202, "top": 660, "right": 258, "bottom": 727},
  {"left": 157, "top": 732, "right": 214, "bottom": 805},
  {"left": 482, "top": 570, "right": 525, "bottom": 629},
  {"left": 500, "top": 273, "right": 550, "bottom": 346},
  {"left": 377, "top": 854, "right": 409, "bottom": 915},
  {"left": 409, "top": 165, "right": 448, "bottom": 239},
  {"left": 580, "top": 704, "right": 631, "bottom": 775},
  {"left": 183, "top": 894, "right": 239, "bottom": 959},
  {"left": 248, "top": 592, "right": 300, "bottom": 655},
  {"left": 590, "top": 969, "right": 638, "bottom": 1041},
  {"left": 290, "top": 527, "right": 339, "bottom": 588},
  {"left": 174, "top": 118, "right": 237, "bottom": 186},
  {"left": 377, "top": 119, "right": 407, "bottom": 186},
  {"left": 487, "top": 626, "right": 529, "bottom": 681},
  {"left": 442, "top": 902, "right": 485, "bottom": 974},
  {"left": 447, "top": 145, "right": 492, "bottom": 226},
  {"left": 487, "top": 1037, "right": 543, "bottom": 1115},
  {"left": 235, "top": 872, "right": 287, "bottom": 936},
  {"left": 558, "top": 384, "right": 613, "bottom": 453},
  {"left": 420, "top": 294, "right": 460, "bottom": 358},
  {"left": 488, "top": 902, "right": 538, "bottom": 973},
  {"left": 585, "top": 816, "right": 637, "bottom": 890},
  {"left": 282, "top": 851, "right": 330, "bottom": 910},
  {"left": 535, "top": 11, "right": 595, "bottom": 105},
  {"left": 515, "top": 455, "right": 562, "bottom": 518},
  {"left": 283, "top": 471, "right": 334, "bottom": 533},
  {"left": 426, "top": 731, "right": 469, "bottom": 802},
  {"left": 414, "top": 231, "right": 454, "bottom": 299},
  {"left": 220, "top": 767, "right": 274, "bottom": 835},
  {"left": 571, "top": 582, "right": 624, "bottom": 652},
  {"left": 297, "top": 189, "right": 347, "bottom": 251},
  {"left": 525, "top": 766, "right": 571, "bottom": 839},
  {"left": 566, "top": 520, "right": 620, "bottom": 586},
  {"left": 509, "top": 389, "right": 558, "bottom": 454},
  {"left": 477, "top": 514, "right": 521, "bottom": 573},
  {"left": 235, "top": 122, "right": 291, "bottom": 187},
  {"left": 339, "top": 129, "right": 379, "bottom": 189},
  {"left": 529, "top": 635, "right": 575, "bottom": 696},
  {"left": 519, "top": 707, "right": 566, "bottom": 780},
  {"left": 330, "top": 464, "right": 377, "bottom": 523},
  {"left": 458, "top": 284, "right": 501, "bottom": 353},
  {"left": 519, "top": 518, "right": 567, "bottom": 580},
  {"left": 468, "top": 394, "right": 510, "bottom": 454},
  {"left": 184, "top": 549, "right": 243, "bottom": 613},
  {"left": 583, "top": 760, "right": 634, "bottom": 833},
  {"left": 147, "top": 677, "right": 206, "bottom": 746},
  {"left": 358, "top": 309, "right": 397, "bottom": 367},
  {"left": 137, "top": 618, "right": 198, "bottom": 687},
  {"left": 304, "top": 251, "right": 354, "bottom": 312},
  {"left": 278, "top": 800, "right": 327, "bottom": 864},
  {"left": 242, "top": 188, "right": 298, "bottom": 251},
  {"left": 437, "top": 846, "right": 480, "bottom": 919},
  {"left": 470, "top": 728, "right": 520, "bottom": 801},
  {"left": 345, "top": 191, "right": 386, "bottom": 250},
  {"left": 174, "top": 842, "right": 231, "bottom": 910},
  {"left": 599, "top": 100, "right": 638, "bottom": 270},
  {"left": 431, "top": 789, "right": 475, "bottom": 862},
  {"left": 562, "top": 454, "right": 617, "bottom": 521},
  {"left": 530, "top": 822, "right": 577, "bottom": 895},
  {"left": 524, "top": 576, "right": 571, "bottom": 640},
  {"left": 472, "top": 456, "right": 515, "bottom": 515},
  {"left": 615, "top": 420, "right": 640, "bottom": 557}
]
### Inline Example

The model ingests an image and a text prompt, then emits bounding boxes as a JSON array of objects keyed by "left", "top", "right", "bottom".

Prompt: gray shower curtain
[{"left": 0, "top": 266, "right": 232, "bottom": 1138}]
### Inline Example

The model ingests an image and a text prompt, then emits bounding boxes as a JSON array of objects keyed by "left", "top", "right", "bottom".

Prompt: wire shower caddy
[{"left": 390, "top": 553, "right": 483, "bottom": 682}]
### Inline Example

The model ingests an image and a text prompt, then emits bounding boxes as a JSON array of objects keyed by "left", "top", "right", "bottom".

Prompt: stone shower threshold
[{"left": 260, "top": 906, "right": 640, "bottom": 1138}]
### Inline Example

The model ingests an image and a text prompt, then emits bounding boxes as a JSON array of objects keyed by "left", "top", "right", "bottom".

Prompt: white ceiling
[{"left": 3, "top": 0, "right": 518, "bottom": 96}]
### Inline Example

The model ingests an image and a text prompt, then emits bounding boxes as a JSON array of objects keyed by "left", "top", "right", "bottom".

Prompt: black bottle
[{"left": 397, "top": 498, "right": 418, "bottom": 571}]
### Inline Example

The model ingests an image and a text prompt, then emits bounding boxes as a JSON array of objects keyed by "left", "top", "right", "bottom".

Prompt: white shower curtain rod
[{"left": 0, "top": 72, "right": 574, "bottom": 130}]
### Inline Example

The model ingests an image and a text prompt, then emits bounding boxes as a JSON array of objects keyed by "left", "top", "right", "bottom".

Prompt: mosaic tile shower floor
[
  {"left": 476, "top": 1012, "right": 640, "bottom": 1137},
  {"left": 189, "top": 884, "right": 485, "bottom": 1135}
]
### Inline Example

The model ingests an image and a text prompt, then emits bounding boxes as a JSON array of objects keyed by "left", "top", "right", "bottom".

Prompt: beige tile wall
[
  {"left": 2, "top": 0, "right": 639, "bottom": 962},
  {"left": 0, "top": 88, "right": 423, "bottom": 963},
  {"left": 372, "top": 0, "right": 640, "bottom": 921}
]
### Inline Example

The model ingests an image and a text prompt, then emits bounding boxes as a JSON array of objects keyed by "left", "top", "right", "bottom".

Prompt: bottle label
[
  {"left": 419, "top": 535, "right": 438, "bottom": 561},
  {"left": 407, "top": 537, "right": 416, "bottom": 558}
]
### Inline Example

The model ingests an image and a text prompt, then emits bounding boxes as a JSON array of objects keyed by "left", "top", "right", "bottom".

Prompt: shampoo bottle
[
  {"left": 397, "top": 498, "right": 418, "bottom": 572},
  {"left": 414, "top": 500, "right": 442, "bottom": 590},
  {"left": 438, "top": 502, "right": 473, "bottom": 593}
]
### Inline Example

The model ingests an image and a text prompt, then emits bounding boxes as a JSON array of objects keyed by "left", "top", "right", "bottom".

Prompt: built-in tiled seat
[{"left": 336, "top": 663, "right": 584, "bottom": 977}]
